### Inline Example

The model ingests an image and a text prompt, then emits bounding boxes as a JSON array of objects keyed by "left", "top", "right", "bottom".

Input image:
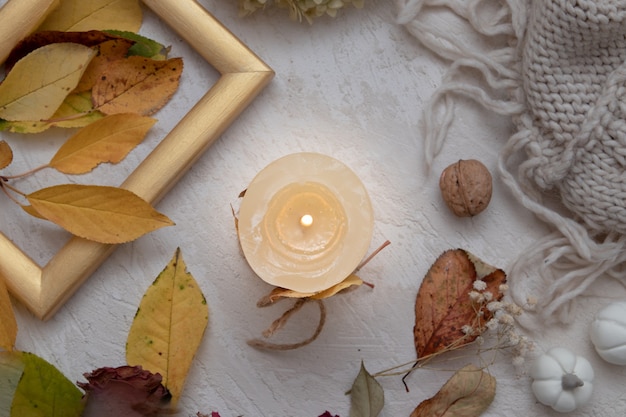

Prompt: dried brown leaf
[
  {"left": 413, "top": 250, "right": 506, "bottom": 358},
  {"left": 49, "top": 113, "right": 156, "bottom": 174},
  {"left": 75, "top": 38, "right": 135, "bottom": 93},
  {"left": 26, "top": 184, "right": 174, "bottom": 244},
  {"left": 410, "top": 364, "right": 496, "bottom": 417},
  {"left": 92, "top": 56, "right": 183, "bottom": 116}
]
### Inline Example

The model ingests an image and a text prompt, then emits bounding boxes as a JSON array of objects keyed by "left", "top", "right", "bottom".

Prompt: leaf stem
[
  {"left": 2, "top": 164, "right": 49, "bottom": 180},
  {"left": 0, "top": 180, "right": 27, "bottom": 205}
]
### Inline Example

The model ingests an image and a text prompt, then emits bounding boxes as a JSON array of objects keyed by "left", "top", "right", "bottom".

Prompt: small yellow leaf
[
  {"left": 49, "top": 114, "right": 156, "bottom": 174},
  {"left": 0, "top": 43, "right": 96, "bottom": 121},
  {"left": 92, "top": 57, "right": 183, "bottom": 116},
  {"left": 258, "top": 274, "right": 364, "bottom": 305},
  {"left": 310, "top": 274, "right": 364, "bottom": 299},
  {"left": 126, "top": 248, "right": 208, "bottom": 406},
  {"left": 27, "top": 184, "right": 174, "bottom": 244},
  {"left": 0, "top": 140, "right": 13, "bottom": 169},
  {"left": 37, "top": 0, "right": 143, "bottom": 32},
  {"left": 0, "top": 277, "right": 17, "bottom": 351}
]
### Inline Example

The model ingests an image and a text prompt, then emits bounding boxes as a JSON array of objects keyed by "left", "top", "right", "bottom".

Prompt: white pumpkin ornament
[
  {"left": 590, "top": 300, "right": 626, "bottom": 365},
  {"left": 529, "top": 347, "right": 594, "bottom": 413}
]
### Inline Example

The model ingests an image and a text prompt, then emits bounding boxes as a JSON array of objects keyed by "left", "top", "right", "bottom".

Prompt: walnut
[{"left": 439, "top": 159, "right": 492, "bottom": 217}]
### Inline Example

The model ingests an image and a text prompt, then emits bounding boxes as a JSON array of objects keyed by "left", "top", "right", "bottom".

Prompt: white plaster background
[{"left": 2, "top": 0, "right": 626, "bottom": 415}]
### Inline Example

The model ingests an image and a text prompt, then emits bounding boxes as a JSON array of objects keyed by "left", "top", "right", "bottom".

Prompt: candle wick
[{"left": 300, "top": 214, "right": 313, "bottom": 227}]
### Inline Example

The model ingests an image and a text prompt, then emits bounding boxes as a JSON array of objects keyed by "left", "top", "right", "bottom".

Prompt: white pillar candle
[{"left": 238, "top": 152, "right": 374, "bottom": 293}]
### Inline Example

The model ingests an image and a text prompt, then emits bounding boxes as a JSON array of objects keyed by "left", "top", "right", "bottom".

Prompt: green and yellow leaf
[
  {"left": 0, "top": 43, "right": 96, "bottom": 121},
  {"left": 0, "top": 92, "right": 104, "bottom": 133},
  {"left": 4, "top": 351, "right": 85, "bottom": 417},
  {"left": 37, "top": 0, "right": 143, "bottom": 32},
  {"left": 49, "top": 113, "right": 156, "bottom": 174},
  {"left": 126, "top": 248, "right": 208, "bottom": 406},
  {"left": 0, "top": 278, "right": 17, "bottom": 351},
  {"left": 26, "top": 184, "right": 174, "bottom": 244},
  {"left": 0, "top": 351, "right": 25, "bottom": 417},
  {"left": 92, "top": 56, "right": 183, "bottom": 116}
]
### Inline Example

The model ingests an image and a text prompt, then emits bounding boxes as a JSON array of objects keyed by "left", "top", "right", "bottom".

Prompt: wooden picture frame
[{"left": 0, "top": 0, "right": 274, "bottom": 320}]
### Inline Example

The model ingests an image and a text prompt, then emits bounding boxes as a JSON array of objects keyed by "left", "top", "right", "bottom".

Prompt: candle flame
[{"left": 300, "top": 214, "right": 313, "bottom": 227}]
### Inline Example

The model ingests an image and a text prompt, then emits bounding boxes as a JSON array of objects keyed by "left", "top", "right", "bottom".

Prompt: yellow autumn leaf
[
  {"left": 49, "top": 114, "right": 156, "bottom": 174},
  {"left": 310, "top": 274, "right": 364, "bottom": 299},
  {"left": 0, "top": 43, "right": 96, "bottom": 122},
  {"left": 92, "top": 56, "right": 183, "bottom": 116},
  {"left": 126, "top": 248, "right": 208, "bottom": 406},
  {"left": 0, "top": 277, "right": 17, "bottom": 351},
  {"left": 0, "top": 140, "right": 13, "bottom": 169},
  {"left": 37, "top": 0, "right": 143, "bottom": 32},
  {"left": 26, "top": 184, "right": 174, "bottom": 244}
]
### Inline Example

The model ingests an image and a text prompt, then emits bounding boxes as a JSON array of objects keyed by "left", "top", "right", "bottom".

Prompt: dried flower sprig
[{"left": 238, "top": 0, "right": 364, "bottom": 23}]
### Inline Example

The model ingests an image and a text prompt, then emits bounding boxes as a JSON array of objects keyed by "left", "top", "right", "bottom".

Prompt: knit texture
[{"left": 398, "top": 0, "right": 626, "bottom": 326}]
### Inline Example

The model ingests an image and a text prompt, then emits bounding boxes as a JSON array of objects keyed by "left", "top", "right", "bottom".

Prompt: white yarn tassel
[
  {"left": 397, "top": 0, "right": 526, "bottom": 168},
  {"left": 399, "top": 0, "right": 626, "bottom": 326}
]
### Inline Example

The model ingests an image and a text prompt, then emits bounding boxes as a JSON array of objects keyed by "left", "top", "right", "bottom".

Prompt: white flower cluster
[
  {"left": 468, "top": 280, "right": 534, "bottom": 371},
  {"left": 239, "top": 0, "right": 364, "bottom": 22}
]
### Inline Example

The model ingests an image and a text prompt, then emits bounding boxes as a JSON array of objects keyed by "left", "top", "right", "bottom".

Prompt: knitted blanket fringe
[{"left": 397, "top": 0, "right": 626, "bottom": 327}]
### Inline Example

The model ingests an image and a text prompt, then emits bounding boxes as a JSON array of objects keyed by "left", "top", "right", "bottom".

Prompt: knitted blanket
[{"left": 397, "top": 0, "right": 626, "bottom": 326}]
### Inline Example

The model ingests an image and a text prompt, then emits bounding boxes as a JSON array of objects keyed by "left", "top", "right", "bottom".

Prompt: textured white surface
[{"left": 3, "top": 1, "right": 626, "bottom": 416}]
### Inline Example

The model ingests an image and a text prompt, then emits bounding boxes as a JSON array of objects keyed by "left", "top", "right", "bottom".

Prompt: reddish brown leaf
[
  {"left": 92, "top": 56, "right": 183, "bottom": 116},
  {"left": 413, "top": 249, "right": 506, "bottom": 358},
  {"left": 5, "top": 30, "right": 121, "bottom": 74}
]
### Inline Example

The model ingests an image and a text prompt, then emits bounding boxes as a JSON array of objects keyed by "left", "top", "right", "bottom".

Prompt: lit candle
[{"left": 238, "top": 152, "right": 374, "bottom": 293}]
